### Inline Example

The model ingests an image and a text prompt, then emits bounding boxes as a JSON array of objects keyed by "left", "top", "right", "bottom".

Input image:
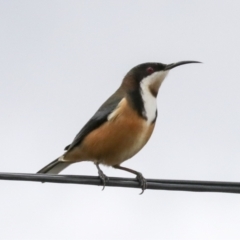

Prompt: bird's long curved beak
[{"left": 165, "top": 61, "right": 201, "bottom": 70}]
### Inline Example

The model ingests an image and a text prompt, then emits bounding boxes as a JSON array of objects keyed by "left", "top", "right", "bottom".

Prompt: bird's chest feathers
[
  {"left": 139, "top": 70, "right": 168, "bottom": 123},
  {"left": 140, "top": 82, "right": 157, "bottom": 124},
  {"left": 105, "top": 98, "right": 155, "bottom": 163}
]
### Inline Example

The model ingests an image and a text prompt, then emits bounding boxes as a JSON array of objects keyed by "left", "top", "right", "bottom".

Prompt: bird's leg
[
  {"left": 95, "top": 163, "right": 109, "bottom": 190},
  {"left": 113, "top": 165, "right": 147, "bottom": 194}
]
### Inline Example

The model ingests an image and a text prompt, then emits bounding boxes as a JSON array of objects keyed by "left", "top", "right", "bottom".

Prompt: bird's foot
[
  {"left": 136, "top": 173, "right": 147, "bottom": 195},
  {"left": 98, "top": 169, "right": 109, "bottom": 190}
]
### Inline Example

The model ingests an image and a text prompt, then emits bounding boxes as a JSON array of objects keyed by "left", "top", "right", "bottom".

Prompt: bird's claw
[
  {"left": 136, "top": 173, "right": 147, "bottom": 195},
  {"left": 98, "top": 170, "right": 109, "bottom": 190}
]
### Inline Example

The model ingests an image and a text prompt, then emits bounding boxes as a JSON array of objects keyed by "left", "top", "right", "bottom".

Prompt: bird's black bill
[{"left": 165, "top": 61, "right": 201, "bottom": 70}]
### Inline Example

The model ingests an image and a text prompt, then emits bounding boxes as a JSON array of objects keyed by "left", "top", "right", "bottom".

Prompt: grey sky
[{"left": 0, "top": 1, "right": 240, "bottom": 239}]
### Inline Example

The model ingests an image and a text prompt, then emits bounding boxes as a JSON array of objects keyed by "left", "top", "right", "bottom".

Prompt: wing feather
[{"left": 64, "top": 88, "right": 125, "bottom": 151}]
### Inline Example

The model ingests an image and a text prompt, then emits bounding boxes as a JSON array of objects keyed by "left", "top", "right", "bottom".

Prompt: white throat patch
[{"left": 140, "top": 71, "right": 169, "bottom": 123}]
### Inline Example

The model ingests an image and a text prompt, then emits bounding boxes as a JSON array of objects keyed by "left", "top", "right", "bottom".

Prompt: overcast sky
[{"left": 0, "top": 1, "right": 240, "bottom": 239}]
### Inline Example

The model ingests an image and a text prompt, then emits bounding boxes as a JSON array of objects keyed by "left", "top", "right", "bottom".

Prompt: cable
[{"left": 0, "top": 172, "right": 240, "bottom": 194}]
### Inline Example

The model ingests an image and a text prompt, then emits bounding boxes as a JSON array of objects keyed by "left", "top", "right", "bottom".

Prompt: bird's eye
[{"left": 146, "top": 67, "right": 154, "bottom": 74}]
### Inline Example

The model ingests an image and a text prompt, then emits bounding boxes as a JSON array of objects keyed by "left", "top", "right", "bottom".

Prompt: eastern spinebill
[{"left": 38, "top": 61, "right": 200, "bottom": 193}]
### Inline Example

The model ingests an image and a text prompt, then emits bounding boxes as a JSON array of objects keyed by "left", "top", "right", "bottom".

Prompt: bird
[{"left": 37, "top": 61, "right": 200, "bottom": 193}]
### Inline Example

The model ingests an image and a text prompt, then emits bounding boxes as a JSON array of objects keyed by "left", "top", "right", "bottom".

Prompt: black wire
[{"left": 0, "top": 172, "right": 240, "bottom": 194}]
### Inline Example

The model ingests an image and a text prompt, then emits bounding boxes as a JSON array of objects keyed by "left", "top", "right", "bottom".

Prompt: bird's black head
[
  {"left": 127, "top": 62, "right": 167, "bottom": 83},
  {"left": 121, "top": 61, "right": 201, "bottom": 92},
  {"left": 125, "top": 61, "right": 200, "bottom": 83}
]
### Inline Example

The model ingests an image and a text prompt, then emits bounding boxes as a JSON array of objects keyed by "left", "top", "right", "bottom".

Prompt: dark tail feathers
[{"left": 37, "top": 158, "right": 70, "bottom": 174}]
